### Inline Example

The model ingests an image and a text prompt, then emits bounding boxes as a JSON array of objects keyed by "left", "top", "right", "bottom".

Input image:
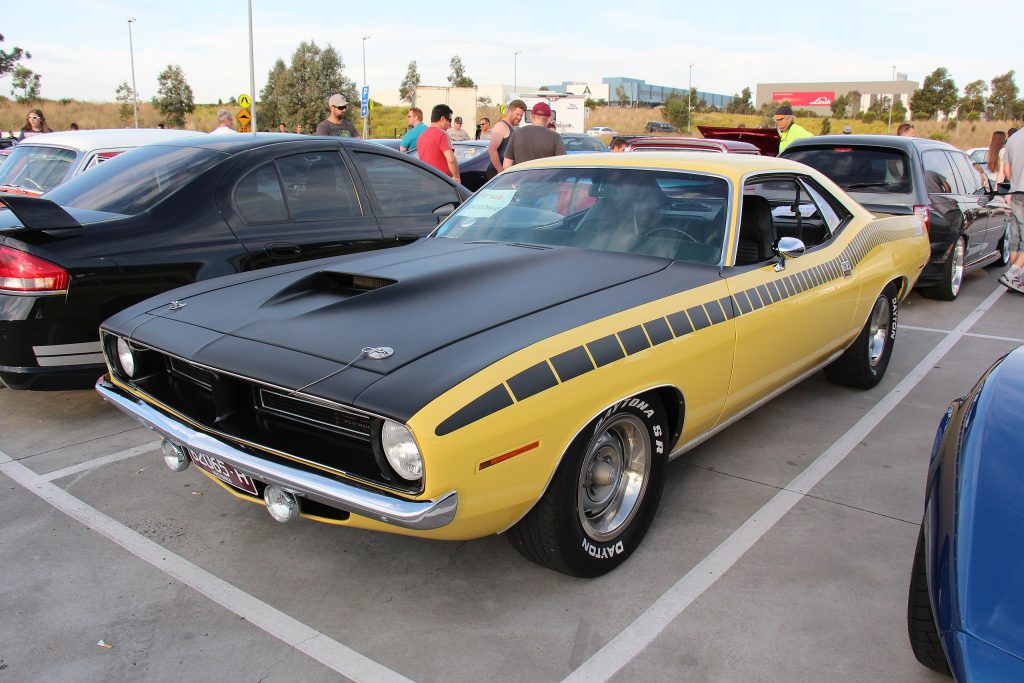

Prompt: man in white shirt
[
  {"left": 998, "top": 129, "right": 1024, "bottom": 293},
  {"left": 209, "top": 109, "right": 238, "bottom": 135}
]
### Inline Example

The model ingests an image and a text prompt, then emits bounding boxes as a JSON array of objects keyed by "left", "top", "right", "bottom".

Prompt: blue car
[{"left": 908, "top": 345, "right": 1024, "bottom": 680}]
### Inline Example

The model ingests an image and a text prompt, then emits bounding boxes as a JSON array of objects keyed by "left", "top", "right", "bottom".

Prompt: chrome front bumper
[{"left": 96, "top": 376, "right": 458, "bottom": 531}]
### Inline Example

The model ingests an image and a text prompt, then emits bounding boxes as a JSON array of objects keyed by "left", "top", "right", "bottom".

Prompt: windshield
[
  {"left": 452, "top": 144, "right": 487, "bottom": 162},
  {"left": 45, "top": 145, "right": 223, "bottom": 215},
  {"left": 436, "top": 167, "right": 729, "bottom": 265},
  {"left": 0, "top": 145, "right": 78, "bottom": 193},
  {"left": 563, "top": 136, "right": 606, "bottom": 152},
  {"left": 783, "top": 146, "right": 913, "bottom": 196}
]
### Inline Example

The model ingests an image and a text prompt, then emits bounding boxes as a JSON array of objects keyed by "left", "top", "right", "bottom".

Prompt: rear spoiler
[
  {"left": 0, "top": 194, "right": 81, "bottom": 229},
  {"left": 860, "top": 203, "right": 913, "bottom": 216}
]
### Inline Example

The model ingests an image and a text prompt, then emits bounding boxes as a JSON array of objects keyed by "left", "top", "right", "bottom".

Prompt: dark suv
[
  {"left": 782, "top": 135, "right": 1013, "bottom": 300},
  {"left": 644, "top": 121, "right": 674, "bottom": 133}
]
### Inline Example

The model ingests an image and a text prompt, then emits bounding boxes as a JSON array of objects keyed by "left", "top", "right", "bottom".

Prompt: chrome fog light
[
  {"left": 264, "top": 486, "right": 300, "bottom": 523},
  {"left": 161, "top": 439, "right": 190, "bottom": 472},
  {"left": 116, "top": 337, "right": 136, "bottom": 378},
  {"left": 381, "top": 420, "right": 423, "bottom": 481}
]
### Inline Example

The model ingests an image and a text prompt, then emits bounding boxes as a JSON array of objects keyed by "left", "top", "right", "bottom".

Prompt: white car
[
  {"left": 586, "top": 126, "right": 617, "bottom": 137},
  {"left": 0, "top": 128, "right": 204, "bottom": 196}
]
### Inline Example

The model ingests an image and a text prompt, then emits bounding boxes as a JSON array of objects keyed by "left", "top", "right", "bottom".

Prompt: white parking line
[
  {"left": 902, "top": 323, "right": 1023, "bottom": 343},
  {"left": 563, "top": 285, "right": 1007, "bottom": 683},
  {"left": 0, "top": 448, "right": 413, "bottom": 683},
  {"left": 42, "top": 441, "right": 161, "bottom": 481}
]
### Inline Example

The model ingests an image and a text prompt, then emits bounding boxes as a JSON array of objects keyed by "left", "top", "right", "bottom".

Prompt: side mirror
[
  {"left": 995, "top": 181, "right": 1011, "bottom": 196},
  {"left": 432, "top": 201, "right": 457, "bottom": 216},
  {"left": 773, "top": 236, "right": 805, "bottom": 272}
]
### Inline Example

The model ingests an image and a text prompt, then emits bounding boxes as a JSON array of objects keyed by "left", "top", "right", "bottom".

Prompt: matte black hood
[{"left": 143, "top": 238, "right": 670, "bottom": 375}]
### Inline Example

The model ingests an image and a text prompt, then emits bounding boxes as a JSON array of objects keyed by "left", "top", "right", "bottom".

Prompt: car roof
[
  {"left": 509, "top": 150, "right": 818, "bottom": 178},
  {"left": 784, "top": 133, "right": 961, "bottom": 154},
  {"left": 145, "top": 132, "right": 408, "bottom": 154},
  {"left": 628, "top": 136, "right": 760, "bottom": 153},
  {"left": 14, "top": 128, "right": 205, "bottom": 152}
]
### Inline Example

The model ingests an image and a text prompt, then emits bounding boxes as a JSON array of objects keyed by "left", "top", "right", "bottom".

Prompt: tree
[
  {"left": 399, "top": 60, "right": 420, "bottom": 104},
  {"left": 820, "top": 117, "right": 831, "bottom": 135},
  {"left": 958, "top": 80, "right": 987, "bottom": 121},
  {"left": 258, "top": 58, "right": 289, "bottom": 128},
  {"left": 152, "top": 64, "right": 195, "bottom": 128},
  {"left": 988, "top": 70, "right": 1019, "bottom": 120},
  {"left": 725, "top": 87, "right": 755, "bottom": 115},
  {"left": 115, "top": 81, "right": 137, "bottom": 127},
  {"left": 909, "top": 68, "right": 958, "bottom": 120},
  {"left": 477, "top": 95, "right": 492, "bottom": 106},
  {"left": 830, "top": 93, "right": 849, "bottom": 118},
  {"left": 0, "top": 34, "right": 32, "bottom": 79},
  {"left": 275, "top": 41, "right": 356, "bottom": 133},
  {"left": 662, "top": 93, "right": 690, "bottom": 130},
  {"left": 615, "top": 84, "right": 629, "bottom": 106},
  {"left": 447, "top": 55, "right": 474, "bottom": 88},
  {"left": 10, "top": 64, "right": 40, "bottom": 102}
]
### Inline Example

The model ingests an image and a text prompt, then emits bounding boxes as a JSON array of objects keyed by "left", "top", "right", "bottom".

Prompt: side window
[
  {"left": 275, "top": 151, "right": 361, "bottom": 221},
  {"left": 743, "top": 176, "right": 833, "bottom": 251},
  {"left": 949, "top": 151, "right": 984, "bottom": 195},
  {"left": 233, "top": 162, "right": 287, "bottom": 223},
  {"left": 922, "top": 150, "right": 956, "bottom": 194},
  {"left": 799, "top": 177, "right": 850, "bottom": 237},
  {"left": 353, "top": 152, "right": 458, "bottom": 215}
]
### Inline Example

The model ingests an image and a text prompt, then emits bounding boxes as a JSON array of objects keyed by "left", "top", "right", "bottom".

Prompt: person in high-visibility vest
[{"left": 774, "top": 104, "right": 813, "bottom": 152}]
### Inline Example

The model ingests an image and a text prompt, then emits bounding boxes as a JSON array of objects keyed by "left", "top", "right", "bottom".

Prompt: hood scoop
[{"left": 264, "top": 271, "right": 396, "bottom": 306}]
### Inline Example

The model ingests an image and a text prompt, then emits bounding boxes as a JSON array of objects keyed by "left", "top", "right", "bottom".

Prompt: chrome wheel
[
  {"left": 948, "top": 237, "right": 965, "bottom": 297},
  {"left": 999, "top": 223, "right": 1012, "bottom": 267},
  {"left": 866, "top": 295, "right": 892, "bottom": 367},
  {"left": 577, "top": 414, "right": 650, "bottom": 542}
]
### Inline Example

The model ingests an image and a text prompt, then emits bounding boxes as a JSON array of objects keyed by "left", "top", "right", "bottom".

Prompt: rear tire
[
  {"left": 907, "top": 527, "right": 951, "bottom": 675},
  {"left": 825, "top": 287, "right": 897, "bottom": 389},
  {"left": 922, "top": 236, "right": 965, "bottom": 300},
  {"left": 994, "top": 222, "right": 1012, "bottom": 268},
  {"left": 507, "top": 393, "right": 668, "bottom": 577}
]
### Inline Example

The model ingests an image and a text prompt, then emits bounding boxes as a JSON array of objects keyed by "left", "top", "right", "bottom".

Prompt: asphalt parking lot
[{"left": 1, "top": 265, "right": 1020, "bottom": 683}]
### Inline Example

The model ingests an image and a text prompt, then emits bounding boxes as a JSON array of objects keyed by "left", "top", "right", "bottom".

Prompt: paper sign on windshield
[{"left": 460, "top": 189, "right": 517, "bottom": 218}]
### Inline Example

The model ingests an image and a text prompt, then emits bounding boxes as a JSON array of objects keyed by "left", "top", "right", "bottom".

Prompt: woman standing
[
  {"left": 18, "top": 109, "right": 52, "bottom": 140},
  {"left": 986, "top": 130, "right": 1007, "bottom": 184}
]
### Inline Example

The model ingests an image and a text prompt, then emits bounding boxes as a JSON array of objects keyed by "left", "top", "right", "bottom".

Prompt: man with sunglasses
[
  {"left": 773, "top": 104, "right": 812, "bottom": 152},
  {"left": 315, "top": 94, "right": 359, "bottom": 137}
]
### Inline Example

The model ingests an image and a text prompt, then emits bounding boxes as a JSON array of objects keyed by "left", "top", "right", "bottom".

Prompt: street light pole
[
  {"left": 362, "top": 36, "right": 370, "bottom": 139},
  {"left": 687, "top": 64, "right": 694, "bottom": 134},
  {"left": 127, "top": 18, "right": 138, "bottom": 128},
  {"left": 514, "top": 50, "right": 521, "bottom": 93},
  {"left": 247, "top": 0, "right": 257, "bottom": 135},
  {"left": 887, "top": 65, "right": 896, "bottom": 134}
]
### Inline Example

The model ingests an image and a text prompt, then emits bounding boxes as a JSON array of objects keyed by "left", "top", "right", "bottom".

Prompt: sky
[{"left": 2, "top": 0, "right": 1021, "bottom": 105}]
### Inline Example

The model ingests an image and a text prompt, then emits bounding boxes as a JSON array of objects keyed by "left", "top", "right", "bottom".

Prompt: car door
[
  {"left": 947, "top": 150, "right": 1001, "bottom": 262},
  {"left": 722, "top": 173, "right": 860, "bottom": 418},
  {"left": 221, "top": 146, "right": 384, "bottom": 270},
  {"left": 348, "top": 148, "right": 463, "bottom": 243},
  {"left": 921, "top": 149, "right": 976, "bottom": 262}
]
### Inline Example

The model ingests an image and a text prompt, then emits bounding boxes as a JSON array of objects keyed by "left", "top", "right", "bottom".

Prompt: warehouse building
[{"left": 755, "top": 77, "right": 918, "bottom": 117}]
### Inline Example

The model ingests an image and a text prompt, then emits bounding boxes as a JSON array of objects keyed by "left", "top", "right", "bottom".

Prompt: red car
[{"left": 625, "top": 136, "right": 761, "bottom": 154}]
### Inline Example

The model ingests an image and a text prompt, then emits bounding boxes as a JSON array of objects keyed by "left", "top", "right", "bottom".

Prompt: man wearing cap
[
  {"left": 447, "top": 116, "right": 471, "bottom": 142},
  {"left": 773, "top": 104, "right": 812, "bottom": 152},
  {"left": 315, "top": 94, "right": 359, "bottom": 137},
  {"left": 416, "top": 104, "right": 461, "bottom": 183},
  {"left": 503, "top": 102, "right": 566, "bottom": 168}
]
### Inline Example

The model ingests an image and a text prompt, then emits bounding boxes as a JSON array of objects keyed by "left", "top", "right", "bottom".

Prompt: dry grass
[{"left": 1, "top": 99, "right": 1016, "bottom": 151}]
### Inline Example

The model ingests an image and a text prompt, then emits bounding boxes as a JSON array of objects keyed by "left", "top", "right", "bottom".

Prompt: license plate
[{"left": 188, "top": 449, "right": 259, "bottom": 495}]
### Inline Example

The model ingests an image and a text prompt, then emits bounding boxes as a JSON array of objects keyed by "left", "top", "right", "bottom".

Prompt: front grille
[
  {"left": 258, "top": 389, "right": 372, "bottom": 438},
  {"left": 116, "top": 348, "right": 417, "bottom": 493}
]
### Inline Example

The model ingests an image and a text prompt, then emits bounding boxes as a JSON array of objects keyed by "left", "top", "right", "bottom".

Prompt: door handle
[{"left": 265, "top": 242, "right": 302, "bottom": 258}]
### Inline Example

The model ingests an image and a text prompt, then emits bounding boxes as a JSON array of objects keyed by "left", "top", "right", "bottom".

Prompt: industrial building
[{"left": 755, "top": 77, "right": 918, "bottom": 117}]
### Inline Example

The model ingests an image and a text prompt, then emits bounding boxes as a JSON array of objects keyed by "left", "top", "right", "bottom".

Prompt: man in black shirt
[{"left": 315, "top": 94, "right": 359, "bottom": 137}]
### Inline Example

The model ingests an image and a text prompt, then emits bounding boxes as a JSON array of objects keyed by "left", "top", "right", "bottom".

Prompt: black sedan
[
  {"left": 782, "top": 135, "right": 1013, "bottom": 300},
  {"left": 0, "top": 134, "right": 470, "bottom": 389}
]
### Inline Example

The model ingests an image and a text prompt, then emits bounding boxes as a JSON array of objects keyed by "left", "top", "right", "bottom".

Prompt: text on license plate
[{"left": 188, "top": 450, "right": 258, "bottom": 495}]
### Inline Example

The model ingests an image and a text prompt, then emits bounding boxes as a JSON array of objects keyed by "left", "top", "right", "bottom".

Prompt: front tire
[
  {"left": 907, "top": 527, "right": 951, "bottom": 675},
  {"left": 825, "top": 287, "right": 897, "bottom": 389},
  {"left": 922, "top": 236, "right": 965, "bottom": 300},
  {"left": 507, "top": 393, "right": 668, "bottom": 577}
]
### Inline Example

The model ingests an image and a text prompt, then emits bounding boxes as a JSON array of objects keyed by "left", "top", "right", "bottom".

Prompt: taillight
[
  {"left": 913, "top": 205, "right": 930, "bottom": 234},
  {"left": 0, "top": 245, "right": 69, "bottom": 292}
]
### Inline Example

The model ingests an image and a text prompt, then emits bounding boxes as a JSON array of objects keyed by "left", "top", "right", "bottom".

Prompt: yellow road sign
[
  {"left": 238, "top": 94, "right": 251, "bottom": 109},
  {"left": 237, "top": 125, "right": 251, "bottom": 133},
  {"left": 236, "top": 110, "right": 252, "bottom": 125}
]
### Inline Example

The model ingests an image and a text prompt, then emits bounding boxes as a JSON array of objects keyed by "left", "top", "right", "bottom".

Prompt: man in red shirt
[{"left": 416, "top": 104, "right": 461, "bottom": 183}]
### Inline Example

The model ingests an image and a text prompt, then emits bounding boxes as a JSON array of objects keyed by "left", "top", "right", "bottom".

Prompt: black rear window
[
  {"left": 784, "top": 146, "right": 912, "bottom": 195},
  {"left": 45, "top": 145, "right": 223, "bottom": 215}
]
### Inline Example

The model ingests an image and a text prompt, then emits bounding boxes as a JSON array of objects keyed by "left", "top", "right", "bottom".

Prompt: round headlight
[
  {"left": 381, "top": 420, "right": 423, "bottom": 481},
  {"left": 116, "top": 337, "right": 136, "bottom": 377}
]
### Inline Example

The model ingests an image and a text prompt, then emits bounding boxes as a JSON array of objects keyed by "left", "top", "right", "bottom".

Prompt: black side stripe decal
[{"left": 436, "top": 222, "right": 916, "bottom": 435}]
